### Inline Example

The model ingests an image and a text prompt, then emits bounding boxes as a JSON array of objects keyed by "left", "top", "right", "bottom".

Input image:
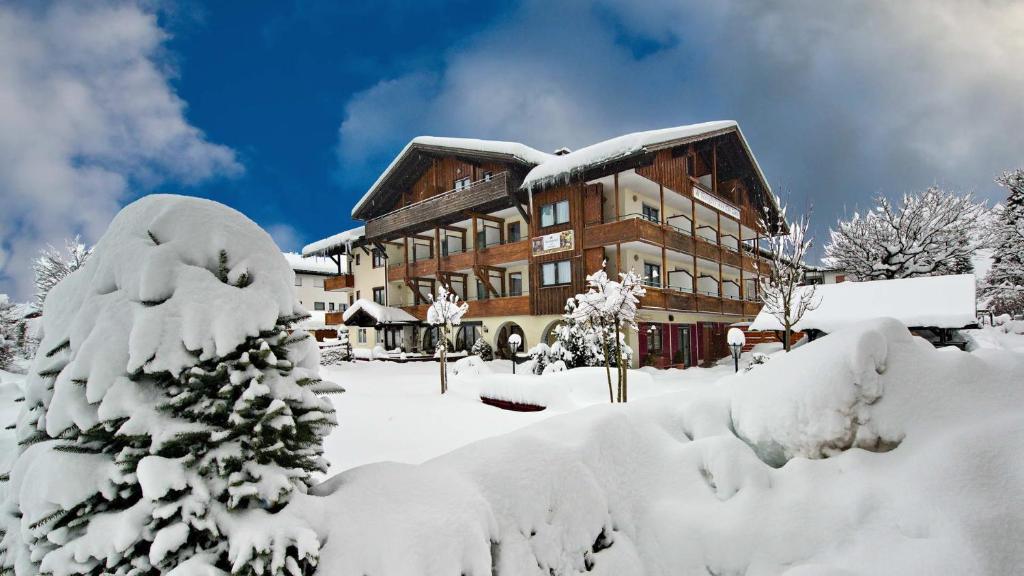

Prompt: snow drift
[{"left": 292, "top": 318, "right": 1024, "bottom": 575}]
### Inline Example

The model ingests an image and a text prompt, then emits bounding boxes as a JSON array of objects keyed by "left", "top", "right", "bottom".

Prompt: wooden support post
[
  {"left": 659, "top": 184, "right": 665, "bottom": 225},
  {"left": 614, "top": 172, "right": 620, "bottom": 221},
  {"left": 662, "top": 246, "right": 668, "bottom": 308},
  {"left": 616, "top": 242, "right": 622, "bottom": 275},
  {"left": 712, "top": 143, "right": 718, "bottom": 196},
  {"left": 471, "top": 215, "right": 479, "bottom": 265}
]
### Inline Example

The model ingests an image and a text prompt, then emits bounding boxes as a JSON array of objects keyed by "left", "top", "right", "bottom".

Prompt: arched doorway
[
  {"left": 541, "top": 320, "right": 563, "bottom": 346},
  {"left": 494, "top": 322, "right": 526, "bottom": 359},
  {"left": 455, "top": 323, "right": 483, "bottom": 352}
]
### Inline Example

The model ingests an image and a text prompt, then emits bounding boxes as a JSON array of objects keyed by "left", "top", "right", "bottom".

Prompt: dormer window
[{"left": 455, "top": 177, "right": 471, "bottom": 191}]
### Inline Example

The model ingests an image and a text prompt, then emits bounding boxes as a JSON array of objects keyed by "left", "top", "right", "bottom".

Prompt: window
[
  {"left": 313, "top": 277, "right": 324, "bottom": 288},
  {"left": 476, "top": 280, "right": 487, "bottom": 301},
  {"left": 642, "top": 204, "right": 660, "bottom": 223},
  {"left": 644, "top": 262, "right": 661, "bottom": 287},
  {"left": 540, "top": 200, "right": 570, "bottom": 227},
  {"left": 355, "top": 290, "right": 360, "bottom": 300},
  {"left": 355, "top": 254, "right": 361, "bottom": 266},
  {"left": 357, "top": 329, "right": 367, "bottom": 344},
  {"left": 372, "top": 249, "right": 385, "bottom": 269},
  {"left": 373, "top": 287, "right": 385, "bottom": 305},
  {"left": 483, "top": 171, "right": 493, "bottom": 182},
  {"left": 314, "top": 302, "right": 325, "bottom": 311},
  {"left": 509, "top": 272, "right": 523, "bottom": 296},
  {"left": 647, "top": 324, "right": 663, "bottom": 353},
  {"left": 294, "top": 275, "right": 302, "bottom": 287},
  {"left": 507, "top": 221, "right": 521, "bottom": 242},
  {"left": 329, "top": 302, "right": 335, "bottom": 311},
  {"left": 541, "top": 260, "right": 571, "bottom": 286},
  {"left": 455, "top": 176, "right": 471, "bottom": 191}
]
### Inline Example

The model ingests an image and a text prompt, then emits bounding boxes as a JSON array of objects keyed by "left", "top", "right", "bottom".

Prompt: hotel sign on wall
[
  {"left": 532, "top": 230, "right": 575, "bottom": 256},
  {"left": 693, "top": 186, "right": 740, "bottom": 219}
]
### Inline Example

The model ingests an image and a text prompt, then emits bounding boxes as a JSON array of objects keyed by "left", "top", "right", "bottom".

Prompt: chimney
[{"left": 553, "top": 147, "right": 572, "bottom": 156}]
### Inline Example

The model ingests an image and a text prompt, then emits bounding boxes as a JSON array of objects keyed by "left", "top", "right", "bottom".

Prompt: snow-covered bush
[
  {"left": 542, "top": 360, "right": 567, "bottom": 374},
  {"left": 451, "top": 355, "right": 491, "bottom": 378},
  {"left": 0, "top": 195, "right": 341, "bottom": 576},
  {"left": 744, "top": 352, "right": 770, "bottom": 372},
  {"left": 470, "top": 337, "right": 493, "bottom": 361},
  {"left": 527, "top": 342, "right": 552, "bottom": 375}
]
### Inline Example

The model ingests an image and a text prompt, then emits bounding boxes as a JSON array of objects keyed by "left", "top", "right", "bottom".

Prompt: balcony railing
[{"left": 366, "top": 171, "right": 514, "bottom": 240}]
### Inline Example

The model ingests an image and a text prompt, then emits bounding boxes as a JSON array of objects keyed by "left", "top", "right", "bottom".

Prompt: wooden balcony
[
  {"left": 365, "top": 172, "right": 516, "bottom": 241},
  {"left": 325, "top": 311, "right": 345, "bottom": 325},
  {"left": 478, "top": 239, "right": 529, "bottom": 266},
  {"left": 324, "top": 274, "right": 355, "bottom": 292},
  {"left": 387, "top": 258, "right": 438, "bottom": 282},
  {"left": 583, "top": 217, "right": 668, "bottom": 249},
  {"left": 743, "top": 300, "right": 762, "bottom": 316},
  {"left": 640, "top": 287, "right": 749, "bottom": 317},
  {"left": 400, "top": 295, "right": 530, "bottom": 320}
]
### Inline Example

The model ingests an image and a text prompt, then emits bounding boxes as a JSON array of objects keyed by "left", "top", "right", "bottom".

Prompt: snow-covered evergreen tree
[
  {"left": 0, "top": 295, "right": 16, "bottom": 371},
  {"left": 32, "top": 236, "right": 92, "bottom": 311},
  {"left": 0, "top": 195, "right": 341, "bottom": 576},
  {"left": 824, "top": 188, "right": 985, "bottom": 280},
  {"left": 760, "top": 206, "right": 819, "bottom": 352},
  {"left": 470, "top": 337, "right": 493, "bottom": 361},
  {"left": 981, "top": 169, "right": 1024, "bottom": 315},
  {"left": 426, "top": 286, "right": 467, "bottom": 394},
  {"left": 548, "top": 299, "right": 602, "bottom": 369}
]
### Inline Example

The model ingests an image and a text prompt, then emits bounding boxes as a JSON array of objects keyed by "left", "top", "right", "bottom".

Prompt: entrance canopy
[{"left": 342, "top": 298, "right": 421, "bottom": 328}]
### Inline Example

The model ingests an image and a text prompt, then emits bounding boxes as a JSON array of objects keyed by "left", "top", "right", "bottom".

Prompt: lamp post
[
  {"left": 508, "top": 333, "right": 522, "bottom": 374},
  {"left": 727, "top": 327, "right": 746, "bottom": 373}
]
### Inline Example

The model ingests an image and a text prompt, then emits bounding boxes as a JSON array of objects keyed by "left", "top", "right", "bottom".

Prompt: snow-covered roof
[
  {"left": 342, "top": 298, "right": 420, "bottom": 326},
  {"left": 749, "top": 274, "right": 978, "bottom": 333},
  {"left": 282, "top": 252, "right": 339, "bottom": 275},
  {"left": 352, "top": 137, "right": 552, "bottom": 217},
  {"left": 522, "top": 121, "right": 739, "bottom": 189},
  {"left": 301, "top": 226, "right": 366, "bottom": 257}
]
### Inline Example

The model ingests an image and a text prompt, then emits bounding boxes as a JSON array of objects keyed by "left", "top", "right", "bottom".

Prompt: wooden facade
[{"left": 327, "top": 124, "right": 781, "bottom": 364}]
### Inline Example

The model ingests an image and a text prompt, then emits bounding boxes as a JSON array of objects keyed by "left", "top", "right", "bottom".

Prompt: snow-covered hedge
[{"left": 0, "top": 195, "right": 340, "bottom": 576}]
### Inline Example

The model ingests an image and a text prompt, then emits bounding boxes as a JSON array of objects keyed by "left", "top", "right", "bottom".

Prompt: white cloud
[
  {"left": 0, "top": 2, "right": 242, "bottom": 300},
  {"left": 336, "top": 0, "right": 1024, "bottom": 244}
]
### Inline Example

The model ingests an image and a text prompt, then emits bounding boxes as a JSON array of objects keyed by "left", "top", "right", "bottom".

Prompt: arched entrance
[
  {"left": 455, "top": 323, "right": 484, "bottom": 352},
  {"left": 541, "top": 320, "right": 563, "bottom": 346},
  {"left": 494, "top": 322, "right": 526, "bottom": 359}
]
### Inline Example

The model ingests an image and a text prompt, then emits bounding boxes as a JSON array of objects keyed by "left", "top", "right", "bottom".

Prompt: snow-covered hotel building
[
  {"left": 304, "top": 121, "right": 782, "bottom": 367},
  {"left": 283, "top": 252, "right": 352, "bottom": 338}
]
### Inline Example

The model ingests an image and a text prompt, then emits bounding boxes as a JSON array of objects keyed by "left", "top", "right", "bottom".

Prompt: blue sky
[{"left": 1, "top": 0, "right": 1022, "bottom": 299}]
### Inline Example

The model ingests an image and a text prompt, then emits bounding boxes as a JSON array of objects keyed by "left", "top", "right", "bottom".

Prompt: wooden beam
[
  {"left": 466, "top": 211, "right": 504, "bottom": 225},
  {"left": 614, "top": 173, "right": 620, "bottom": 221},
  {"left": 473, "top": 266, "right": 500, "bottom": 298},
  {"left": 511, "top": 192, "right": 531, "bottom": 225}
]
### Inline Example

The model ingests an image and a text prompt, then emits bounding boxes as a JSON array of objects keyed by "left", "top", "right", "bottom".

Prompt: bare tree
[
  {"left": 33, "top": 236, "right": 91, "bottom": 310},
  {"left": 825, "top": 188, "right": 985, "bottom": 280},
  {"left": 760, "top": 205, "right": 819, "bottom": 351},
  {"left": 427, "top": 285, "right": 468, "bottom": 394}
]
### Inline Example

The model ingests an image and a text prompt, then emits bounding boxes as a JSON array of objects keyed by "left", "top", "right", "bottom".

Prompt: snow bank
[
  {"left": 301, "top": 318, "right": 1024, "bottom": 575},
  {"left": 729, "top": 318, "right": 911, "bottom": 465},
  {"left": 750, "top": 274, "right": 978, "bottom": 333}
]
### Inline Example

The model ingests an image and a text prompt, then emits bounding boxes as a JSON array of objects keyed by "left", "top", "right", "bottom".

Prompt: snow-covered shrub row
[
  {"left": 295, "top": 318, "right": 1024, "bottom": 575},
  {"left": 0, "top": 195, "right": 341, "bottom": 576},
  {"left": 451, "top": 355, "right": 491, "bottom": 378}
]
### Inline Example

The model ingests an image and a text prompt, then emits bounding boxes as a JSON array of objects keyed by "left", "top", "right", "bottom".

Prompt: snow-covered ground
[
  {"left": 292, "top": 321, "right": 1024, "bottom": 575},
  {"left": 319, "top": 359, "right": 734, "bottom": 473},
  {"left": 2, "top": 323, "right": 1022, "bottom": 574}
]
